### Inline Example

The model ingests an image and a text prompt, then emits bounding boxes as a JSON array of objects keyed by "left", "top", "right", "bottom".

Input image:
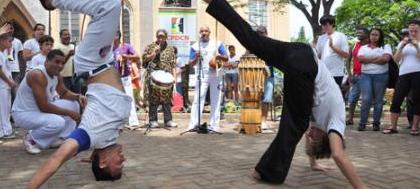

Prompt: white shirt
[
  {"left": 397, "top": 42, "right": 420, "bottom": 76},
  {"left": 29, "top": 54, "right": 46, "bottom": 70},
  {"left": 56, "top": 42, "right": 75, "bottom": 77},
  {"left": 191, "top": 39, "right": 225, "bottom": 77},
  {"left": 23, "top": 38, "right": 40, "bottom": 68},
  {"left": 176, "top": 57, "right": 184, "bottom": 83},
  {"left": 12, "top": 65, "right": 58, "bottom": 112},
  {"left": 312, "top": 49, "right": 345, "bottom": 137},
  {"left": 358, "top": 44, "right": 392, "bottom": 74},
  {"left": 0, "top": 52, "right": 12, "bottom": 89},
  {"left": 316, "top": 31, "right": 349, "bottom": 77},
  {"left": 225, "top": 54, "right": 240, "bottom": 74},
  {"left": 2, "top": 38, "right": 23, "bottom": 72}
]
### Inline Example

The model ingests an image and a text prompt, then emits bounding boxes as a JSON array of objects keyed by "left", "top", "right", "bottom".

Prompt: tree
[
  {"left": 271, "top": 0, "right": 336, "bottom": 39},
  {"left": 291, "top": 26, "right": 310, "bottom": 43},
  {"left": 335, "top": 0, "right": 419, "bottom": 46},
  {"left": 227, "top": 0, "right": 337, "bottom": 39}
]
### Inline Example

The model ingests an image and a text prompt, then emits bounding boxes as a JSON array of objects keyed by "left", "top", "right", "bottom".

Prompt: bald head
[{"left": 199, "top": 25, "right": 211, "bottom": 42}]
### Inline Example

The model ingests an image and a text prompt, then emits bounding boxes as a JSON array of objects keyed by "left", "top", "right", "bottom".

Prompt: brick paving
[{"left": 0, "top": 112, "right": 419, "bottom": 189}]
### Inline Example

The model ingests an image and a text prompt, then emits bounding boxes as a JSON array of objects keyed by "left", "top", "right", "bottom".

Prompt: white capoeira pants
[
  {"left": 189, "top": 74, "right": 223, "bottom": 130},
  {"left": 52, "top": 0, "right": 120, "bottom": 73},
  {"left": 121, "top": 76, "right": 139, "bottom": 126},
  {"left": 12, "top": 100, "right": 79, "bottom": 149},
  {"left": 0, "top": 88, "right": 12, "bottom": 137}
]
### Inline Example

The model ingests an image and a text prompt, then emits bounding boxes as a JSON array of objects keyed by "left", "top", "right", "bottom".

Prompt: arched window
[
  {"left": 163, "top": 0, "right": 191, "bottom": 7},
  {"left": 248, "top": 0, "right": 268, "bottom": 29},
  {"left": 59, "top": 10, "right": 80, "bottom": 41}
]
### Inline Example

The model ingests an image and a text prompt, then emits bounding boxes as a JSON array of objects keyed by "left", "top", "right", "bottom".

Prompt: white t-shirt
[
  {"left": 316, "top": 31, "right": 349, "bottom": 77},
  {"left": 2, "top": 38, "right": 23, "bottom": 72},
  {"left": 23, "top": 38, "right": 40, "bottom": 68},
  {"left": 225, "top": 54, "right": 240, "bottom": 74},
  {"left": 0, "top": 52, "right": 12, "bottom": 89},
  {"left": 12, "top": 65, "right": 59, "bottom": 112},
  {"left": 312, "top": 49, "right": 345, "bottom": 137},
  {"left": 397, "top": 42, "right": 420, "bottom": 76},
  {"left": 56, "top": 42, "right": 75, "bottom": 77},
  {"left": 29, "top": 54, "right": 46, "bottom": 70},
  {"left": 176, "top": 57, "right": 184, "bottom": 83},
  {"left": 358, "top": 44, "right": 392, "bottom": 74}
]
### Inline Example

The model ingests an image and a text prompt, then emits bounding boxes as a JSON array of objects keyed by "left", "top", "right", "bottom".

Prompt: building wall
[{"left": 3, "top": 0, "right": 289, "bottom": 57}]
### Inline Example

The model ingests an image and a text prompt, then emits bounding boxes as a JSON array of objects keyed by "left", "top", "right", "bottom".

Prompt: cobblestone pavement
[{"left": 0, "top": 112, "right": 419, "bottom": 189}]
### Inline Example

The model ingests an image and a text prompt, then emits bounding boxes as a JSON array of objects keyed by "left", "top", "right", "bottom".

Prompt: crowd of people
[
  {"left": 312, "top": 16, "right": 420, "bottom": 135},
  {"left": 0, "top": 0, "right": 418, "bottom": 188}
]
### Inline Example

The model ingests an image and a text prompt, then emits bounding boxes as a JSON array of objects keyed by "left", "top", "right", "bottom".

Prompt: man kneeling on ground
[{"left": 12, "top": 49, "right": 86, "bottom": 154}]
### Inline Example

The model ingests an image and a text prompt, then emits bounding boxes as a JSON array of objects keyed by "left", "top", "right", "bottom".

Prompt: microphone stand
[{"left": 180, "top": 39, "right": 222, "bottom": 135}]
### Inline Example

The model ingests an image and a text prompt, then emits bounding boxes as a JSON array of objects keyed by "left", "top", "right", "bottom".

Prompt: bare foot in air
[{"left": 311, "top": 162, "right": 335, "bottom": 172}]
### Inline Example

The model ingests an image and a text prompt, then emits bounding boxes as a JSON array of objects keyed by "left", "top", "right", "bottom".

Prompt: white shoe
[
  {"left": 3, "top": 132, "right": 16, "bottom": 139},
  {"left": 23, "top": 134, "right": 41, "bottom": 154},
  {"left": 149, "top": 121, "right": 159, "bottom": 128},
  {"left": 50, "top": 138, "right": 65, "bottom": 148},
  {"left": 165, "top": 121, "right": 178, "bottom": 128}
]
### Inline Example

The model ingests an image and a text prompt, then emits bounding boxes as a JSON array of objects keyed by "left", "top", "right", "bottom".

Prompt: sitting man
[
  {"left": 26, "top": 0, "right": 131, "bottom": 188},
  {"left": 12, "top": 49, "right": 84, "bottom": 154},
  {"left": 201, "top": 0, "right": 366, "bottom": 188}
]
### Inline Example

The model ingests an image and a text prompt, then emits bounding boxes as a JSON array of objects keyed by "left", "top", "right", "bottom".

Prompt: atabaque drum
[
  {"left": 238, "top": 54, "right": 269, "bottom": 134},
  {"left": 150, "top": 70, "right": 174, "bottom": 90}
]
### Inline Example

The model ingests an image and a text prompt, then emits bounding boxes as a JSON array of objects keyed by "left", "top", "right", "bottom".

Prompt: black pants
[
  {"left": 255, "top": 66, "right": 316, "bottom": 183},
  {"left": 63, "top": 76, "right": 83, "bottom": 94},
  {"left": 206, "top": 0, "right": 317, "bottom": 183},
  {"left": 390, "top": 71, "right": 420, "bottom": 115},
  {"left": 149, "top": 101, "right": 172, "bottom": 123}
]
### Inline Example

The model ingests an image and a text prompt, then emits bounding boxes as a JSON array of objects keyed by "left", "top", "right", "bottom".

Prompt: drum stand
[{"left": 180, "top": 44, "right": 222, "bottom": 135}]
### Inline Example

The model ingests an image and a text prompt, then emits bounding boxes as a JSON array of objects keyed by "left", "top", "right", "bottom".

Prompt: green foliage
[
  {"left": 336, "top": 0, "right": 420, "bottom": 46},
  {"left": 291, "top": 26, "right": 310, "bottom": 43}
]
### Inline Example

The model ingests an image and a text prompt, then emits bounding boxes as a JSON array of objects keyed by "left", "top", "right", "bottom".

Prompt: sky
[{"left": 288, "top": 0, "right": 343, "bottom": 40}]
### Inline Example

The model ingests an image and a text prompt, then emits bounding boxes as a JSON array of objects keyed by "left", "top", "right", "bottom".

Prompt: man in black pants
[{"left": 201, "top": 0, "right": 365, "bottom": 188}]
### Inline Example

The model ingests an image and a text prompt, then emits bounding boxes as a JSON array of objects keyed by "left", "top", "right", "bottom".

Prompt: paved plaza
[{"left": 0, "top": 112, "right": 419, "bottom": 189}]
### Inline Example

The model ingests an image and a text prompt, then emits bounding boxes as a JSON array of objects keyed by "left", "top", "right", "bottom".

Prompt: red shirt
[{"left": 352, "top": 42, "right": 362, "bottom": 75}]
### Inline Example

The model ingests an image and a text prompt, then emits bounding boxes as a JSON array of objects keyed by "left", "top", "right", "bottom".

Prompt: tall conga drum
[{"left": 238, "top": 54, "right": 268, "bottom": 134}]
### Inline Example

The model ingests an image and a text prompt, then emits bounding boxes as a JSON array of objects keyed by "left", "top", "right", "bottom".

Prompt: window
[
  {"left": 163, "top": 0, "right": 192, "bottom": 7},
  {"left": 59, "top": 11, "right": 80, "bottom": 41},
  {"left": 248, "top": 0, "right": 268, "bottom": 29}
]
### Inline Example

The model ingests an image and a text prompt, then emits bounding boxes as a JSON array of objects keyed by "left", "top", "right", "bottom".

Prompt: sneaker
[
  {"left": 3, "top": 132, "right": 16, "bottom": 139},
  {"left": 165, "top": 121, "right": 178, "bottom": 128},
  {"left": 373, "top": 125, "right": 380, "bottom": 131},
  {"left": 50, "top": 138, "right": 65, "bottom": 148},
  {"left": 149, "top": 121, "right": 158, "bottom": 128},
  {"left": 23, "top": 134, "right": 41, "bottom": 154},
  {"left": 357, "top": 125, "right": 366, "bottom": 131}
]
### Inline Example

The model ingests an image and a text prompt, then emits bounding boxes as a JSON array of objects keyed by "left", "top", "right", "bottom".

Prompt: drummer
[{"left": 141, "top": 29, "right": 177, "bottom": 128}]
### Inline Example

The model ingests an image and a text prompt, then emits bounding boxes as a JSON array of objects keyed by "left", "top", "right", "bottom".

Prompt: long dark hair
[{"left": 370, "top": 28, "right": 385, "bottom": 48}]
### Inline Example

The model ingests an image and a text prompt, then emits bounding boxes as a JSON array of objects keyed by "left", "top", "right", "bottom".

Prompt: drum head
[{"left": 151, "top": 70, "right": 174, "bottom": 84}]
